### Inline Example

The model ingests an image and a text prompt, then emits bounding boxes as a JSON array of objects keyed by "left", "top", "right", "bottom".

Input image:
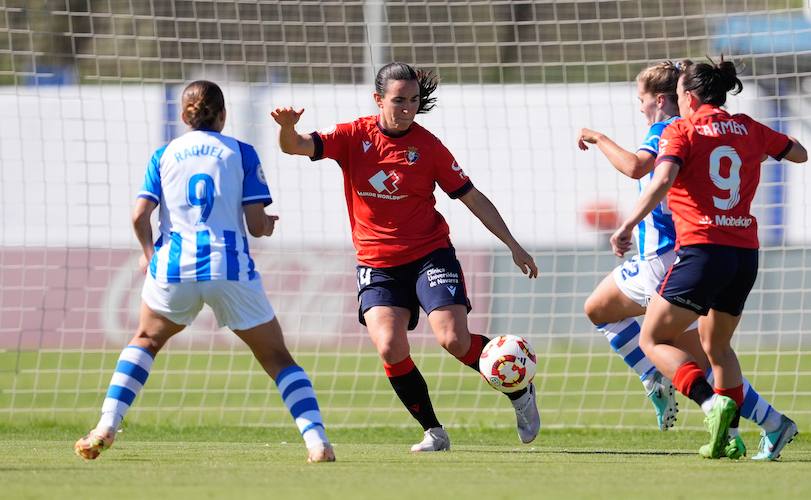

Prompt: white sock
[
  {"left": 761, "top": 407, "right": 784, "bottom": 433},
  {"left": 97, "top": 345, "right": 154, "bottom": 432},
  {"left": 597, "top": 319, "right": 657, "bottom": 380},
  {"left": 700, "top": 394, "right": 718, "bottom": 415},
  {"left": 275, "top": 365, "right": 329, "bottom": 449}
]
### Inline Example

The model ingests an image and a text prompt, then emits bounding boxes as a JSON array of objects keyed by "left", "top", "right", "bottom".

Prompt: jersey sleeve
[
  {"left": 433, "top": 141, "right": 473, "bottom": 199},
  {"left": 310, "top": 122, "right": 354, "bottom": 166},
  {"left": 750, "top": 118, "right": 793, "bottom": 161},
  {"left": 655, "top": 122, "right": 690, "bottom": 169},
  {"left": 637, "top": 122, "right": 667, "bottom": 156},
  {"left": 138, "top": 144, "right": 167, "bottom": 204},
  {"left": 238, "top": 141, "right": 272, "bottom": 206}
]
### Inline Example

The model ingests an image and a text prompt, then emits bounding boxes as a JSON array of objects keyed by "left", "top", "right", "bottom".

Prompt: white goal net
[{"left": 1, "top": 0, "right": 810, "bottom": 431}]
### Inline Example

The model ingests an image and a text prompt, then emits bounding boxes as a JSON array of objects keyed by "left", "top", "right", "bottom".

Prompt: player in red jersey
[
  {"left": 272, "top": 62, "right": 539, "bottom": 451},
  {"left": 610, "top": 58, "right": 807, "bottom": 459}
]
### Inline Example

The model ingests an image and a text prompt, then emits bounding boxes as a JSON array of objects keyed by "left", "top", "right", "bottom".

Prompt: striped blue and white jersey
[
  {"left": 138, "top": 130, "right": 272, "bottom": 282},
  {"left": 634, "top": 117, "right": 678, "bottom": 260}
]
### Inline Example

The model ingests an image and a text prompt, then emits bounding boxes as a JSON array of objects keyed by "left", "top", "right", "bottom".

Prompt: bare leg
[
  {"left": 638, "top": 294, "right": 701, "bottom": 380},
  {"left": 233, "top": 317, "right": 295, "bottom": 379},
  {"left": 584, "top": 273, "right": 646, "bottom": 325},
  {"left": 699, "top": 310, "right": 743, "bottom": 390}
]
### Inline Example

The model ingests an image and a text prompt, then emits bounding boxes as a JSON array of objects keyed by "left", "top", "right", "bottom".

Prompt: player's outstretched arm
[
  {"left": 459, "top": 187, "right": 538, "bottom": 278},
  {"left": 271, "top": 107, "right": 315, "bottom": 157},
  {"left": 132, "top": 197, "right": 158, "bottom": 274},
  {"left": 784, "top": 136, "right": 808, "bottom": 163},
  {"left": 244, "top": 203, "right": 280, "bottom": 237},
  {"left": 610, "top": 160, "right": 679, "bottom": 257},
  {"left": 577, "top": 127, "right": 655, "bottom": 179}
]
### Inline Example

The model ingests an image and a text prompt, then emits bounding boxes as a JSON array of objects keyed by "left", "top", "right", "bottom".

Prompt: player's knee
[
  {"left": 375, "top": 342, "right": 407, "bottom": 365},
  {"left": 438, "top": 334, "right": 468, "bottom": 358},
  {"left": 131, "top": 330, "right": 165, "bottom": 354},
  {"left": 638, "top": 332, "right": 655, "bottom": 356},
  {"left": 583, "top": 294, "right": 609, "bottom": 325},
  {"left": 701, "top": 337, "right": 732, "bottom": 363}
]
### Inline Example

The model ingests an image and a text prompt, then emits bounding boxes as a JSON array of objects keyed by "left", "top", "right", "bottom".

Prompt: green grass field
[
  {"left": 2, "top": 423, "right": 810, "bottom": 499},
  {"left": 2, "top": 348, "right": 811, "bottom": 430},
  {"left": 2, "top": 348, "right": 811, "bottom": 498}
]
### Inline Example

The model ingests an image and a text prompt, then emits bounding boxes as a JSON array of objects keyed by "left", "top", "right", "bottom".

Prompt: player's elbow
[
  {"left": 628, "top": 168, "right": 647, "bottom": 180},
  {"left": 245, "top": 216, "right": 267, "bottom": 237},
  {"left": 785, "top": 138, "right": 808, "bottom": 163},
  {"left": 246, "top": 221, "right": 265, "bottom": 237},
  {"left": 793, "top": 144, "right": 808, "bottom": 163},
  {"left": 628, "top": 159, "right": 654, "bottom": 179}
]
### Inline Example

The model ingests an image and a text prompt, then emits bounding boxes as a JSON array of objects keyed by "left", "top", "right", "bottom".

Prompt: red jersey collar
[
  {"left": 376, "top": 117, "right": 413, "bottom": 138},
  {"left": 690, "top": 104, "right": 728, "bottom": 121}
]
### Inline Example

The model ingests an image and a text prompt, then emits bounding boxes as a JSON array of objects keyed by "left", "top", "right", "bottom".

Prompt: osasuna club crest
[{"left": 405, "top": 146, "right": 419, "bottom": 165}]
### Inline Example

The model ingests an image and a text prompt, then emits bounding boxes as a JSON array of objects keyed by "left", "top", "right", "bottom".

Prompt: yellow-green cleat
[
  {"left": 699, "top": 434, "right": 745, "bottom": 459},
  {"left": 724, "top": 434, "right": 746, "bottom": 459},
  {"left": 699, "top": 396, "right": 737, "bottom": 459}
]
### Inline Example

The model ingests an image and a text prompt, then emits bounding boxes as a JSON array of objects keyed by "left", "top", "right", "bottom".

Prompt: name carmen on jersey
[{"left": 693, "top": 120, "right": 748, "bottom": 137}]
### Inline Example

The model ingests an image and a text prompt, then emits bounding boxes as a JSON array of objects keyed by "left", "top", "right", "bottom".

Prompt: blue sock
[
  {"left": 275, "top": 365, "right": 329, "bottom": 448},
  {"left": 98, "top": 345, "right": 154, "bottom": 431},
  {"left": 597, "top": 318, "right": 657, "bottom": 382},
  {"left": 705, "top": 368, "right": 783, "bottom": 432}
]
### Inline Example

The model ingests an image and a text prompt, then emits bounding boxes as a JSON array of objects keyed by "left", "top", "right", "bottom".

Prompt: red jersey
[
  {"left": 656, "top": 104, "right": 792, "bottom": 249},
  {"left": 311, "top": 115, "right": 473, "bottom": 267}
]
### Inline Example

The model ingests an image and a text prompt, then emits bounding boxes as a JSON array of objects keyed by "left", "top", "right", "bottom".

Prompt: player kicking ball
[{"left": 272, "top": 62, "right": 539, "bottom": 451}]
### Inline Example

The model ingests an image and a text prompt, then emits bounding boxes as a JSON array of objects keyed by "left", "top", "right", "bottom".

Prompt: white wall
[{"left": 1, "top": 82, "right": 808, "bottom": 249}]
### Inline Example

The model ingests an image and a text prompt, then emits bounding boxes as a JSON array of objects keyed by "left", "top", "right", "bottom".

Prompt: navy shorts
[
  {"left": 658, "top": 244, "right": 758, "bottom": 316},
  {"left": 356, "top": 247, "right": 472, "bottom": 330}
]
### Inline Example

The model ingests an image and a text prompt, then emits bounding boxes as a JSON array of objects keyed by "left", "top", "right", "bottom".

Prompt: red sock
[
  {"left": 714, "top": 384, "right": 744, "bottom": 408},
  {"left": 456, "top": 334, "right": 486, "bottom": 367},
  {"left": 672, "top": 361, "right": 705, "bottom": 396},
  {"left": 383, "top": 356, "right": 416, "bottom": 377}
]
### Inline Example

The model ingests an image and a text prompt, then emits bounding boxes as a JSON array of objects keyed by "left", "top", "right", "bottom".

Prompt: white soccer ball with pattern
[{"left": 479, "top": 335, "right": 537, "bottom": 393}]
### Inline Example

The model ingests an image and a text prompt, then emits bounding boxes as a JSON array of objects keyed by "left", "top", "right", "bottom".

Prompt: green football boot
[
  {"left": 698, "top": 433, "right": 746, "bottom": 459},
  {"left": 699, "top": 396, "right": 737, "bottom": 459}
]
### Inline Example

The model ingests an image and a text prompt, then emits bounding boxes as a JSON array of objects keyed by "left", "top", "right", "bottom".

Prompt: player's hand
[
  {"left": 138, "top": 253, "right": 151, "bottom": 275},
  {"left": 264, "top": 215, "right": 279, "bottom": 237},
  {"left": 271, "top": 107, "right": 304, "bottom": 127},
  {"left": 610, "top": 223, "right": 634, "bottom": 257},
  {"left": 510, "top": 245, "right": 539, "bottom": 279},
  {"left": 577, "top": 128, "right": 602, "bottom": 151}
]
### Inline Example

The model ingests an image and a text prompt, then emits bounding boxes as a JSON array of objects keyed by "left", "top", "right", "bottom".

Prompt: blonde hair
[
  {"left": 636, "top": 60, "right": 691, "bottom": 100},
  {"left": 181, "top": 80, "right": 225, "bottom": 130}
]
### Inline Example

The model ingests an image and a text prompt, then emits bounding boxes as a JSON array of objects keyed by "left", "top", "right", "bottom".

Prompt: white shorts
[
  {"left": 141, "top": 274, "right": 276, "bottom": 331},
  {"left": 611, "top": 250, "right": 699, "bottom": 330}
]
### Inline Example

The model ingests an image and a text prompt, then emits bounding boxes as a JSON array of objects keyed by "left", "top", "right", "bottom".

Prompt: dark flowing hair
[
  {"left": 181, "top": 80, "right": 225, "bottom": 129},
  {"left": 680, "top": 56, "right": 743, "bottom": 107},
  {"left": 374, "top": 62, "right": 439, "bottom": 114}
]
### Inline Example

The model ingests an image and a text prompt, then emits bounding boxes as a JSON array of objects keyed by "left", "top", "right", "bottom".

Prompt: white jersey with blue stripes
[
  {"left": 138, "top": 130, "right": 272, "bottom": 282},
  {"left": 635, "top": 117, "right": 678, "bottom": 260}
]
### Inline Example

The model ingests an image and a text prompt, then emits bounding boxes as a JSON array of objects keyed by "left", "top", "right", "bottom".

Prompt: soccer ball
[{"left": 479, "top": 335, "right": 537, "bottom": 393}]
